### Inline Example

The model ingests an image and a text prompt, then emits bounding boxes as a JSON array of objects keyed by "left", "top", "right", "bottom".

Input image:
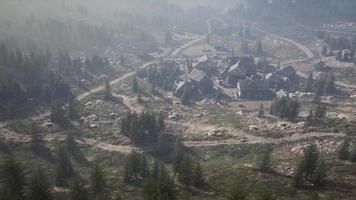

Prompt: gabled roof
[
  {"left": 175, "top": 81, "right": 190, "bottom": 94},
  {"left": 197, "top": 55, "right": 209, "bottom": 63},
  {"left": 276, "top": 89, "right": 288, "bottom": 98},
  {"left": 238, "top": 79, "right": 270, "bottom": 91},
  {"left": 193, "top": 55, "right": 210, "bottom": 68},
  {"left": 276, "top": 65, "right": 296, "bottom": 75},
  {"left": 187, "top": 69, "right": 206, "bottom": 83},
  {"left": 228, "top": 61, "right": 249, "bottom": 74}
]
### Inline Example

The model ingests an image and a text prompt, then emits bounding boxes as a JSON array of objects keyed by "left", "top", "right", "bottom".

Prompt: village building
[
  {"left": 175, "top": 68, "right": 214, "bottom": 99},
  {"left": 276, "top": 65, "right": 297, "bottom": 81},
  {"left": 236, "top": 79, "right": 274, "bottom": 100},
  {"left": 276, "top": 89, "right": 288, "bottom": 98},
  {"left": 226, "top": 56, "right": 256, "bottom": 86},
  {"left": 192, "top": 55, "right": 217, "bottom": 76}
]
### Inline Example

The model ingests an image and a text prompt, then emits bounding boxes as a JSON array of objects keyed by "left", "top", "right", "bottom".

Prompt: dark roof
[
  {"left": 238, "top": 79, "right": 270, "bottom": 91},
  {"left": 187, "top": 69, "right": 206, "bottom": 83},
  {"left": 276, "top": 66, "right": 296, "bottom": 75}
]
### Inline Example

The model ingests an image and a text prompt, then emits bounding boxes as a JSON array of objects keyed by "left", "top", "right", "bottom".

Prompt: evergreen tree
[
  {"left": 312, "top": 159, "right": 327, "bottom": 187},
  {"left": 68, "top": 98, "right": 79, "bottom": 120},
  {"left": 165, "top": 31, "right": 173, "bottom": 46},
  {"left": 140, "top": 155, "right": 150, "bottom": 179},
  {"left": 228, "top": 179, "right": 248, "bottom": 200},
  {"left": 258, "top": 103, "right": 265, "bottom": 118},
  {"left": 259, "top": 147, "right": 272, "bottom": 172},
  {"left": 90, "top": 164, "right": 106, "bottom": 195},
  {"left": 181, "top": 86, "right": 190, "bottom": 105},
  {"left": 336, "top": 50, "right": 342, "bottom": 61},
  {"left": 193, "top": 163, "right": 204, "bottom": 188},
  {"left": 172, "top": 142, "right": 184, "bottom": 175},
  {"left": 1, "top": 156, "right": 25, "bottom": 200},
  {"left": 120, "top": 53, "right": 125, "bottom": 65},
  {"left": 324, "top": 72, "right": 336, "bottom": 94},
  {"left": 143, "top": 164, "right": 176, "bottom": 200},
  {"left": 51, "top": 102, "right": 70, "bottom": 127},
  {"left": 304, "top": 73, "right": 314, "bottom": 92},
  {"left": 293, "top": 160, "right": 305, "bottom": 188},
  {"left": 132, "top": 77, "right": 139, "bottom": 93},
  {"left": 27, "top": 167, "right": 52, "bottom": 200},
  {"left": 350, "top": 147, "right": 356, "bottom": 162},
  {"left": 104, "top": 80, "right": 112, "bottom": 100},
  {"left": 294, "top": 143, "right": 323, "bottom": 187},
  {"left": 321, "top": 46, "right": 328, "bottom": 56},
  {"left": 65, "top": 133, "right": 77, "bottom": 157},
  {"left": 30, "top": 123, "right": 44, "bottom": 153},
  {"left": 177, "top": 156, "right": 193, "bottom": 186},
  {"left": 123, "top": 161, "right": 131, "bottom": 184},
  {"left": 56, "top": 146, "right": 75, "bottom": 181},
  {"left": 157, "top": 112, "right": 165, "bottom": 132},
  {"left": 70, "top": 180, "right": 88, "bottom": 200},
  {"left": 338, "top": 138, "right": 350, "bottom": 160},
  {"left": 314, "top": 104, "right": 327, "bottom": 120},
  {"left": 256, "top": 41, "right": 263, "bottom": 56},
  {"left": 303, "top": 143, "right": 319, "bottom": 179},
  {"left": 259, "top": 186, "right": 274, "bottom": 200}
]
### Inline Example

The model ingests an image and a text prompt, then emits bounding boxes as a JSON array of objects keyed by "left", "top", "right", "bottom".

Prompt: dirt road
[
  {"left": 0, "top": 128, "right": 137, "bottom": 154},
  {"left": 257, "top": 27, "right": 356, "bottom": 90},
  {"left": 183, "top": 132, "right": 345, "bottom": 148}
]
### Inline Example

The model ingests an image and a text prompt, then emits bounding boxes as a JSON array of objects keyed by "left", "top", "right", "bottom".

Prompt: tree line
[{"left": 120, "top": 112, "right": 165, "bottom": 144}]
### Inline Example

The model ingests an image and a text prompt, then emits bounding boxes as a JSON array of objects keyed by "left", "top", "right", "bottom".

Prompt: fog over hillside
[{"left": 1, "top": 1, "right": 356, "bottom": 200}]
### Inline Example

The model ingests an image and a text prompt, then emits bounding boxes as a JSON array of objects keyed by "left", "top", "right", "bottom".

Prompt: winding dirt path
[
  {"left": 0, "top": 128, "right": 138, "bottom": 154},
  {"left": 183, "top": 132, "right": 345, "bottom": 147}
]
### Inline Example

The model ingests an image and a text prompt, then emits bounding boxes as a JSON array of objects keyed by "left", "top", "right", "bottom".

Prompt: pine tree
[
  {"left": 120, "top": 53, "right": 125, "bottom": 65},
  {"left": 259, "top": 147, "right": 272, "bottom": 172},
  {"left": 70, "top": 180, "right": 88, "bottom": 200},
  {"left": 293, "top": 160, "right": 305, "bottom": 188},
  {"left": 259, "top": 186, "right": 274, "bottom": 200},
  {"left": 312, "top": 159, "right": 327, "bottom": 187},
  {"left": 324, "top": 72, "right": 336, "bottom": 94},
  {"left": 336, "top": 50, "right": 342, "bottom": 61},
  {"left": 123, "top": 161, "right": 131, "bottom": 184},
  {"left": 104, "top": 80, "right": 112, "bottom": 100},
  {"left": 338, "top": 138, "right": 350, "bottom": 160},
  {"left": 132, "top": 77, "right": 139, "bottom": 93},
  {"left": 1, "top": 156, "right": 25, "bottom": 200},
  {"left": 228, "top": 179, "right": 248, "bottom": 200},
  {"left": 314, "top": 104, "right": 327, "bottom": 120},
  {"left": 304, "top": 73, "right": 314, "bottom": 92},
  {"left": 303, "top": 143, "right": 319, "bottom": 179},
  {"left": 350, "top": 147, "right": 356, "bottom": 162},
  {"left": 181, "top": 86, "right": 190, "bottom": 105},
  {"left": 65, "top": 133, "right": 77, "bottom": 157},
  {"left": 140, "top": 155, "right": 150, "bottom": 179},
  {"left": 256, "top": 41, "right": 263, "bottom": 56},
  {"left": 27, "top": 167, "right": 52, "bottom": 200},
  {"left": 68, "top": 98, "right": 79, "bottom": 120},
  {"left": 56, "top": 146, "right": 75, "bottom": 180},
  {"left": 157, "top": 131, "right": 167, "bottom": 154},
  {"left": 177, "top": 156, "right": 193, "bottom": 186},
  {"left": 321, "top": 46, "right": 328, "bottom": 56},
  {"left": 30, "top": 123, "right": 44, "bottom": 153},
  {"left": 157, "top": 112, "right": 165, "bottom": 132},
  {"left": 193, "top": 163, "right": 204, "bottom": 188},
  {"left": 90, "top": 164, "right": 106, "bottom": 195},
  {"left": 172, "top": 142, "right": 184, "bottom": 175},
  {"left": 258, "top": 103, "right": 265, "bottom": 118},
  {"left": 143, "top": 163, "right": 176, "bottom": 200}
]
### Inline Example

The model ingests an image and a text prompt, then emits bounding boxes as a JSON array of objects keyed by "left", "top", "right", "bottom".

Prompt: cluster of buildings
[{"left": 174, "top": 54, "right": 302, "bottom": 101}]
